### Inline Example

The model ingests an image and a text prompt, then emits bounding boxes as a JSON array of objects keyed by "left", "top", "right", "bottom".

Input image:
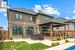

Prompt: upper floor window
[
  {"left": 15, "top": 13, "right": 23, "bottom": 20},
  {"left": 29, "top": 16, "right": 33, "bottom": 21},
  {"left": 29, "top": 16, "right": 35, "bottom": 22},
  {"left": 44, "top": 17, "right": 49, "bottom": 21}
]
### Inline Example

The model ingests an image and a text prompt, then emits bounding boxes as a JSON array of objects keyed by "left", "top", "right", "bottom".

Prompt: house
[
  {"left": 65, "top": 20, "right": 75, "bottom": 38},
  {"left": 7, "top": 8, "right": 75, "bottom": 39},
  {"left": 7, "top": 8, "right": 55, "bottom": 39},
  {"left": 54, "top": 18, "right": 75, "bottom": 38}
]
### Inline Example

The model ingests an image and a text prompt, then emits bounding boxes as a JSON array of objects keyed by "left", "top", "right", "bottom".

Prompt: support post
[
  {"left": 68, "top": 22, "right": 69, "bottom": 36},
  {"left": 64, "top": 25, "right": 66, "bottom": 36},
  {"left": 50, "top": 23, "right": 53, "bottom": 37}
]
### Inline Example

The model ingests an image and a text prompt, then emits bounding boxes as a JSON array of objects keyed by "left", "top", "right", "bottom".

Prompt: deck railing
[{"left": 43, "top": 30, "right": 75, "bottom": 38}]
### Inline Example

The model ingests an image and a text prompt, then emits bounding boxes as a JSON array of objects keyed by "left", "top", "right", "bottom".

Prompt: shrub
[
  {"left": 64, "top": 35, "right": 68, "bottom": 39},
  {"left": 51, "top": 37, "right": 61, "bottom": 41},
  {"left": 57, "top": 37, "right": 61, "bottom": 40},
  {"left": 51, "top": 37, "right": 57, "bottom": 41},
  {"left": 65, "top": 39, "right": 69, "bottom": 43},
  {"left": 51, "top": 42, "right": 59, "bottom": 47}
]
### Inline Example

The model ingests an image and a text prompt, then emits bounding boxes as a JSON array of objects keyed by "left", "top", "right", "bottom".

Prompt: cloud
[
  {"left": 7, "top": 6, "right": 10, "bottom": 8},
  {"left": 0, "top": 8, "right": 7, "bottom": 12},
  {"left": 33, "top": 5, "right": 42, "bottom": 12},
  {"left": 4, "top": 13, "right": 7, "bottom": 16},
  {"left": 72, "top": 16, "right": 75, "bottom": 19},
  {"left": 65, "top": 17, "right": 69, "bottom": 19},
  {"left": 72, "top": 6, "right": 75, "bottom": 13},
  {"left": 43, "top": 5, "right": 49, "bottom": 8},
  {"left": 42, "top": 5, "right": 60, "bottom": 15},
  {"left": 33, "top": 5, "right": 60, "bottom": 15},
  {"left": 73, "top": 10, "right": 75, "bottom": 13},
  {"left": 0, "top": 8, "right": 7, "bottom": 16}
]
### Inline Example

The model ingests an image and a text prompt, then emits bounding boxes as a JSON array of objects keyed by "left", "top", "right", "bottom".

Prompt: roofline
[
  {"left": 65, "top": 20, "right": 75, "bottom": 23},
  {"left": 39, "top": 21, "right": 66, "bottom": 27},
  {"left": 8, "top": 8, "right": 35, "bottom": 16},
  {"left": 39, "top": 21, "right": 65, "bottom": 25},
  {"left": 8, "top": 8, "right": 54, "bottom": 18},
  {"left": 35, "top": 13, "right": 54, "bottom": 18}
]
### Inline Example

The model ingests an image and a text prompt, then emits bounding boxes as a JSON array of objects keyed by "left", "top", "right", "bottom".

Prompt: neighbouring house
[
  {"left": 7, "top": 8, "right": 75, "bottom": 40},
  {"left": 0, "top": 27, "right": 8, "bottom": 40},
  {"left": 65, "top": 20, "right": 75, "bottom": 38},
  {"left": 54, "top": 18, "right": 75, "bottom": 38}
]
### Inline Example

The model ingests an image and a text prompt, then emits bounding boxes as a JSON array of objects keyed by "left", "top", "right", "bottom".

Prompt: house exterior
[
  {"left": 7, "top": 8, "right": 75, "bottom": 39},
  {"left": 7, "top": 8, "right": 54, "bottom": 39},
  {"left": 54, "top": 18, "right": 75, "bottom": 37}
]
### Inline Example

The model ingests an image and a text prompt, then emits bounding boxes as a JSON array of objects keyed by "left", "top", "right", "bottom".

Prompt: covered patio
[{"left": 39, "top": 21, "right": 67, "bottom": 38}]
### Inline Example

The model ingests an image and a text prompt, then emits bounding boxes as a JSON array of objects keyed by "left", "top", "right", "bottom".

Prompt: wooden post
[
  {"left": 64, "top": 25, "right": 66, "bottom": 36},
  {"left": 68, "top": 22, "right": 69, "bottom": 36},
  {"left": 50, "top": 23, "right": 53, "bottom": 37}
]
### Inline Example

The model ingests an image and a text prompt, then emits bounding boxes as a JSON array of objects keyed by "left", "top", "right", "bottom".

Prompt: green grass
[
  {"left": 31, "top": 43, "right": 50, "bottom": 50},
  {"left": 0, "top": 41, "right": 50, "bottom": 50}
]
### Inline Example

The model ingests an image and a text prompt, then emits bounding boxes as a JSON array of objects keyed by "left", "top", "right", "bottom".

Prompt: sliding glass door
[
  {"left": 12, "top": 25, "right": 23, "bottom": 37},
  {"left": 26, "top": 27, "right": 34, "bottom": 38}
]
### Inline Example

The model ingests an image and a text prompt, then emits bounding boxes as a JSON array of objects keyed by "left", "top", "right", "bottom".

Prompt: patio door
[
  {"left": 26, "top": 27, "right": 34, "bottom": 38},
  {"left": 12, "top": 25, "right": 23, "bottom": 38}
]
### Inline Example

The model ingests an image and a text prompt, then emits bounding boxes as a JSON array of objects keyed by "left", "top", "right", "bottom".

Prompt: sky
[{"left": 0, "top": 0, "right": 75, "bottom": 29}]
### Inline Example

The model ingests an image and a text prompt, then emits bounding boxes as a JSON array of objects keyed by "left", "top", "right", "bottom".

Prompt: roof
[
  {"left": 55, "top": 17, "right": 75, "bottom": 23},
  {"left": 69, "top": 19, "right": 75, "bottom": 23},
  {"left": 54, "top": 17, "right": 69, "bottom": 23},
  {"left": 8, "top": 8, "right": 54, "bottom": 18},
  {"left": 35, "top": 13, "right": 54, "bottom": 18},
  {"left": 9, "top": 8, "right": 37, "bottom": 14},
  {"left": 39, "top": 21, "right": 66, "bottom": 27},
  {"left": 64, "top": 19, "right": 75, "bottom": 23}
]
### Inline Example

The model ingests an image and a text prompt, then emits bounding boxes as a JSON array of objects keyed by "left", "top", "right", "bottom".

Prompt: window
[
  {"left": 20, "top": 14, "right": 22, "bottom": 19},
  {"left": 29, "top": 16, "right": 33, "bottom": 21},
  {"left": 15, "top": 14, "right": 19, "bottom": 19},
  {"left": 44, "top": 17, "right": 49, "bottom": 21},
  {"left": 15, "top": 13, "right": 23, "bottom": 20},
  {"left": 29, "top": 16, "right": 35, "bottom": 21}
]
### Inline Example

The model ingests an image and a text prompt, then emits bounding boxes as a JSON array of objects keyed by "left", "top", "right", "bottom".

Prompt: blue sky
[
  {"left": 8, "top": 0, "right": 75, "bottom": 18},
  {"left": 0, "top": 0, "right": 75, "bottom": 29}
]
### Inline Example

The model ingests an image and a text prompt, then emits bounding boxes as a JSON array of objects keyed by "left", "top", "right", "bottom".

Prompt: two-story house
[{"left": 7, "top": 8, "right": 54, "bottom": 39}]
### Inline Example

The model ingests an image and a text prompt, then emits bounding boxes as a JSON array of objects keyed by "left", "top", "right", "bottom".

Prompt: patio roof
[{"left": 39, "top": 21, "right": 66, "bottom": 27}]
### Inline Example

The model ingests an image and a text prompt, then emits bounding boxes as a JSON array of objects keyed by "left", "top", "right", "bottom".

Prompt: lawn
[{"left": 0, "top": 41, "right": 50, "bottom": 50}]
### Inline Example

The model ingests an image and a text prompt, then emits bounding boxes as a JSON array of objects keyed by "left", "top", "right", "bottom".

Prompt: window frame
[
  {"left": 29, "top": 16, "right": 35, "bottom": 22},
  {"left": 15, "top": 13, "right": 23, "bottom": 20}
]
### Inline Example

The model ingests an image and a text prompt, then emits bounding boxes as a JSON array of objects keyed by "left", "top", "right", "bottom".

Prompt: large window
[
  {"left": 15, "top": 13, "right": 23, "bottom": 20},
  {"left": 12, "top": 25, "right": 23, "bottom": 35}
]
